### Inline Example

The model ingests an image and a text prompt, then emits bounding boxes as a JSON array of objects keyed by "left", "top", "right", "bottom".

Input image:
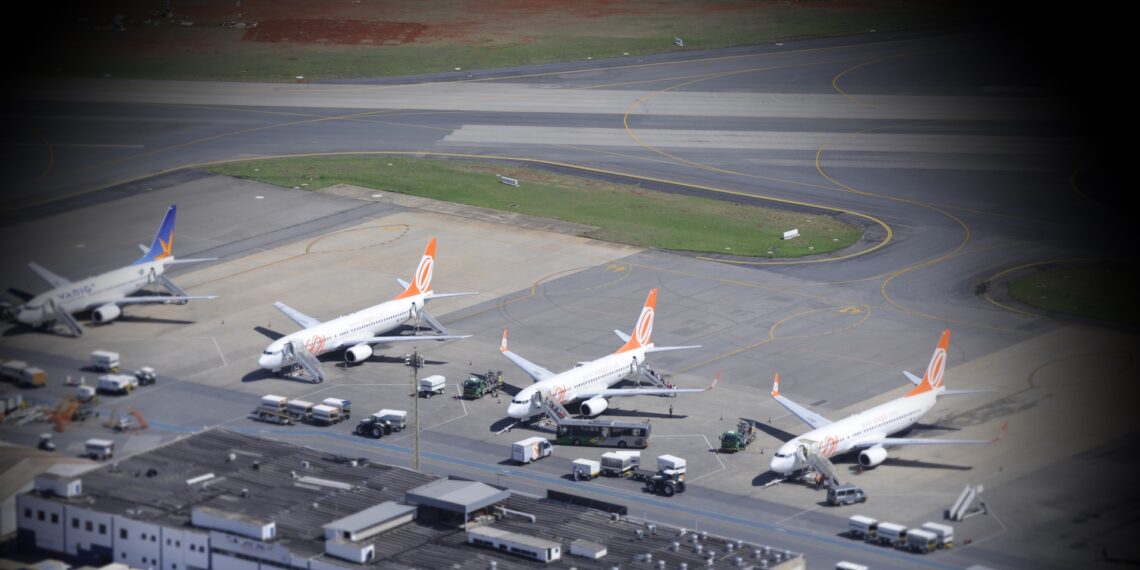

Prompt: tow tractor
[{"left": 630, "top": 454, "right": 687, "bottom": 497}]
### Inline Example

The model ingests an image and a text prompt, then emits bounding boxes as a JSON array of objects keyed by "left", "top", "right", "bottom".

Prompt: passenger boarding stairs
[
  {"left": 535, "top": 390, "right": 573, "bottom": 427},
  {"left": 284, "top": 340, "right": 325, "bottom": 384}
]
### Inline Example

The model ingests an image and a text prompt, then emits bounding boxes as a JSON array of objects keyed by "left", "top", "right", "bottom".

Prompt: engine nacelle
[
  {"left": 92, "top": 304, "right": 122, "bottom": 323},
  {"left": 579, "top": 397, "right": 609, "bottom": 417},
  {"left": 858, "top": 445, "right": 888, "bottom": 468},
  {"left": 344, "top": 344, "right": 373, "bottom": 364}
]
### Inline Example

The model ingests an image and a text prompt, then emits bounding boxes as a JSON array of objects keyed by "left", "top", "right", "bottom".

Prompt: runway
[{"left": 1, "top": 28, "right": 1133, "bottom": 569}]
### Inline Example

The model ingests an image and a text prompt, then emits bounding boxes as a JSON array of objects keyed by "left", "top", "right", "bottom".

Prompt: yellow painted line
[
  {"left": 673, "top": 304, "right": 871, "bottom": 374},
  {"left": 830, "top": 51, "right": 937, "bottom": 102}
]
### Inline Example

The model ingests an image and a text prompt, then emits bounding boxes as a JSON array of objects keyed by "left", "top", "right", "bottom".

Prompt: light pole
[{"left": 406, "top": 348, "right": 424, "bottom": 470}]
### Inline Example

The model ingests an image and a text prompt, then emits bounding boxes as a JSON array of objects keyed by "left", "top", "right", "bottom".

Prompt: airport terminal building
[{"left": 15, "top": 430, "right": 802, "bottom": 569}]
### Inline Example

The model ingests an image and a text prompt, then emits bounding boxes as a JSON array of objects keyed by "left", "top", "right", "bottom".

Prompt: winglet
[
  {"left": 907, "top": 328, "right": 950, "bottom": 397},
  {"left": 500, "top": 329, "right": 509, "bottom": 353},
  {"left": 395, "top": 238, "right": 437, "bottom": 300},
  {"left": 708, "top": 372, "right": 720, "bottom": 391},
  {"left": 772, "top": 373, "right": 780, "bottom": 398},
  {"left": 134, "top": 205, "right": 177, "bottom": 265},
  {"left": 615, "top": 288, "right": 657, "bottom": 354}
]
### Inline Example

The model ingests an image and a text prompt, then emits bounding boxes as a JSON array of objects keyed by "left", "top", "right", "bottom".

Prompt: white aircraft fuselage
[
  {"left": 17, "top": 260, "right": 169, "bottom": 326},
  {"left": 769, "top": 390, "right": 936, "bottom": 474},
  {"left": 258, "top": 292, "right": 426, "bottom": 370},
  {"left": 507, "top": 345, "right": 648, "bottom": 419}
]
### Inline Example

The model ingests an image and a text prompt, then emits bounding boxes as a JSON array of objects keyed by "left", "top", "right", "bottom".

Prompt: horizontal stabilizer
[
  {"left": 904, "top": 370, "right": 922, "bottom": 386},
  {"left": 614, "top": 329, "right": 631, "bottom": 343},
  {"left": 428, "top": 290, "right": 479, "bottom": 300},
  {"left": 396, "top": 278, "right": 410, "bottom": 290},
  {"left": 165, "top": 257, "right": 218, "bottom": 265},
  {"left": 647, "top": 344, "right": 701, "bottom": 353},
  {"left": 939, "top": 388, "right": 995, "bottom": 396}
]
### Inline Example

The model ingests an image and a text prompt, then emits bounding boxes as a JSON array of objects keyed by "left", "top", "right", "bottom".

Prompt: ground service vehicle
[
  {"left": 97, "top": 374, "right": 138, "bottom": 395},
  {"left": 418, "top": 375, "right": 446, "bottom": 398},
  {"left": 718, "top": 419, "right": 756, "bottom": 452},
  {"left": 571, "top": 459, "right": 601, "bottom": 481},
  {"left": 85, "top": 438, "right": 115, "bottom": 460},
  {"left": 903, "top": 529, "right": 938, "bottom": 554},
  {"left": 20, "top": 367, "right": 47, "bottom": 388},
  {"left": 90, "top": 350, "right": 120, "bottom": 372},
  {"left": 827, "top": 484, "right": 867, "bottom": 506},
  {"left": 322, "top": 397, "right": 352, "bottom": 418},
  {"left": 1, "top": 360, "right": 28, "bottom": 382},
  {"left": 286, "top": 399, "right": 315, "bottom": 421},
  {"left": 462, "top": 370, "right": 503, "bottom": 398},
  {"left": 631, "top": 454, "right": 687, "bottom": 496},
  {"left": 310, "top": 404, "right": 343, "bottom": 425},
  {"left": 875, "top": 522, "right": 907, "bottom": 547},
  {"left": 355, "top": 409, "right": 407, "bottom": 438},
  {"left": 134, "top": 367, "right": 157, "bottom": 385},
  {"left": 600, "top": 450, "right": 641, "bottom": 476},
  {"left": 512, "top": 436, "right": 553, "bottom": 464},
  {"left": 847, "top": 515, "right": 878, "bottom": 540},
  {"left": 555, "top": 418, "right": 650, "bottom": 448},
  {"left": 920, "top": 522, "right": 954, "bottom": 548}
]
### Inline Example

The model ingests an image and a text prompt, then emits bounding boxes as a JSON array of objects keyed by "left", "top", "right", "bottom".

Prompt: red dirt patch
[{"left": 243, "top": 19, "right": 428, "bottom": 45}]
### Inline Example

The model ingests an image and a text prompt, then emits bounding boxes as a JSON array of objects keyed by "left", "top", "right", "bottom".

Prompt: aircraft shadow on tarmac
[
  {"left": 116, "top": 315, "right": 195, "bottom": 326},
  {"left": 745, "top": 417, "right": 798, "bottom": 443}
]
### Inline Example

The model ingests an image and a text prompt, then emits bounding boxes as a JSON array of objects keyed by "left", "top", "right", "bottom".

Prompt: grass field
[
  {"left": 1008, "top": 261, "right": 1138, "bottom": 325},
  {"left": 209, "top": 156, "right": 860, "bottom": 257},
  {"left": 30, "top": 1, "right": 968, "bottom": 81}
]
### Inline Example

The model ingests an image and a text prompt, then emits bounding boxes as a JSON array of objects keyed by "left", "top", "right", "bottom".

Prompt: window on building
[
  {"left": 166, "top": 538, "right": 171, "bottom": 545},
  {"left": 141, "top": 533, "right": 147, "bottom": 540},
  {"left": 121, "top": 529, "right": 128, "bottom": 539},
  {"left": 99, "top": 523, "right": 107, "bottom": 535},
  {"left": 152, "top": 535, "right": 157, "bottom": 542},
  {"left": 51, "top": 513, "right": 59, "bottom": 524},
  {"left": 176, "top": 541, "right": 181, "bottom": 547},
  {"left": 73, "top": 518, "right": 80, "bottom": 529},
  {"left": 86, "top": 521, "right": 93, "bottom": 532},
  {"left": 24, "top": 508, "right": 31, "bottom": 519},
  {"left": 38, "top": 511, "right": 45, "bottom": 521}
]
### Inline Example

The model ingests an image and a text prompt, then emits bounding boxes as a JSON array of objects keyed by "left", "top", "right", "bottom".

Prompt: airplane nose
[
  {"left": 258, "top": 354, "right": 275, "bottom": 369},
  {"left": 769, "top": 456, "right": 790, "bottom": 474},
  {"left": 15, "top": 306, "right": 40, "bottom": 325},
  {"left": 507, "top": 404, "right": 526, "bottom": 419}
]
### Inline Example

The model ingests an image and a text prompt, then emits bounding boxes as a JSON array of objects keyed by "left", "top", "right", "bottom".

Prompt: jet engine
[
  {"left": 344, "top": 344, "right": 373, "bottom": 364},
  {"left": 92, "top": 304, "right": 122, "bottom": 323},
  {"left": 580, "top": 397, "right": 609, "bottom": 417},
  {"left": 858, "top": 445, "right": 888, "bottom": 468}
]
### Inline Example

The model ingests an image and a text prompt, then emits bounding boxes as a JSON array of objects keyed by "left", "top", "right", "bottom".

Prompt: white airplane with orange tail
[
  {"left": 500, "top": 288, "right": 716, "bottom": 420},
  {"left": 257, "top": 238, "right": 473, "bottom": 382},
  {"left": 768, "top": 329, "right": 1001, "bottom": 477}
]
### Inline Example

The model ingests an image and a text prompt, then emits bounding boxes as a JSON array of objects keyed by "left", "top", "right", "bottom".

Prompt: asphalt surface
[{"left": 1, "top": 29, "right": 1134, "bottom": 569}]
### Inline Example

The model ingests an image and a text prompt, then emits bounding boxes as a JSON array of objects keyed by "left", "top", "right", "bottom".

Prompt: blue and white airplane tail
[{"left": 134, "top": 205, "right": 177, "bottom": 265}]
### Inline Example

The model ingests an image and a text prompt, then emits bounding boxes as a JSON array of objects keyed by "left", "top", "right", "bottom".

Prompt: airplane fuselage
[
  {"left": 258, "top": 294, "right": 424, "bottom": 370},
  {"left": 508, "top": 346, "right": 648, "bottom": 419},
  {"left": 770, "top": 390, "right": 937, "bottom": 474},
  {"left": 17, "top": 260, "right": 168, "bottom": 326}
]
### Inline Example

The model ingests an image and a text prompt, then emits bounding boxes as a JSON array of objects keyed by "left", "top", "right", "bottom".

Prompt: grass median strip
[
  {"left": 1008, "top": 261, "right": 1138, "bottom": 325},
  {"left": 209, "top": 155, "right": 860, "bottom": 257}
]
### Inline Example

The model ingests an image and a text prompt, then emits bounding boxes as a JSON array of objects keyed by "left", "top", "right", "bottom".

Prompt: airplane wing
[
  {"left": 28, "top": 262, "right": 71, "bottom": 288},
  {"left": 273, "top": 302, "right": 322, "bottom": 329},
  {"left": 614, "top": 330, "right": 700, "bottom": 353},
  {"left": 854, "top": 422, "right": 1007, "bottom": 448},
  {"left": 74, "top": 295, "right": 217, "bottom": 311},
  {"left": 587, "top": 373, "right": 719, "bottom": 398},
  {"left": 770, "top": 373, "right": 833, "bottom": 430},
  {"left": 499, "top": 329, "right": 556, "bottom": 383},
  {"left": 338, "top": 334, "right": 471, "bottom": 348}
]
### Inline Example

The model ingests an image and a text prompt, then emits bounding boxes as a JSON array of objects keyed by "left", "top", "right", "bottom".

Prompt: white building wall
[
  {"left": 17, "top": 494, "right": 66, "bottom": 552},
  {"left": 311, "top": 556, "right": 355, "bottom": 570},
  {"left": 161, "top": 526, "right": 186, "bottom": 570},
  {"left": 114, "top": 516, "right": 163, "bottom": 570},
  {"left": 64, "top": 504, "right": 114, "bottom": 557},
  {"left": 211, "top": 552, "right": 260, "bottom": 570},
  {"left": 183, "top": 530, "right": 210, "bottom": 569}
]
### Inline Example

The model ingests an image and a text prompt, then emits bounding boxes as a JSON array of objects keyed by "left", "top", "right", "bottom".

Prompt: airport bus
[{"left": 555, "top": 419, "right": 651, "bottom": 448}]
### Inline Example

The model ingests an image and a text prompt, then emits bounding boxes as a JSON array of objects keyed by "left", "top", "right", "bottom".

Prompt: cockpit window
[
  {"left": 512, "top": 398, "right": 529, "bottom": 405},
  {"left": 775, "top": 452, "right": 788, "bottom": 458}
]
